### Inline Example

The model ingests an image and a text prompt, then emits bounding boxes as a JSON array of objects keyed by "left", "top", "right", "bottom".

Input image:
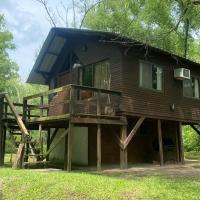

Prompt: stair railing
[{"left": 0, "top": 93, "right": 32, "bottom": 169}]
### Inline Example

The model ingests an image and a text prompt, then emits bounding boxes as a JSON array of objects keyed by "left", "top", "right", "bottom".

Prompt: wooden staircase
[{"left": 0, "top": 93, "right": 36, "bottom": 169}]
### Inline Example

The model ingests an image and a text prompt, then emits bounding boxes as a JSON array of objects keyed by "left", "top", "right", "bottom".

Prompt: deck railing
[{"left": 23, "top": 84, "right": 122, "bottom": 120}]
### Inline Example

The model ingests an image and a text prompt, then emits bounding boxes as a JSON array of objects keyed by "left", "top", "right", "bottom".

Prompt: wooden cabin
[{"left": 1, "top": 28, "right": 200, "bottom": 170}]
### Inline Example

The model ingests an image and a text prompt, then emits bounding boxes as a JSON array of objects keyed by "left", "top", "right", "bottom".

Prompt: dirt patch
[
  {"left": 65, "top": 191, "right": 94, "bottom": 200},
  {"left": 120, "top": 190, "right": 142, "bottom": 200},
  {"left": 101, "top": 160, "right": 200, "bottom": 180}
]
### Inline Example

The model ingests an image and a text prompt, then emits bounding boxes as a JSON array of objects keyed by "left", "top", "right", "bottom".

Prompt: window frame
[
  {"left": 183, "top": 75, "right": 200, "bottom": 100},
  {"left": 139, "top": 60, "right": 164, "bottom": 93},
  {"left": 78, "top": 59, "right": 110, "bottom": 89}
]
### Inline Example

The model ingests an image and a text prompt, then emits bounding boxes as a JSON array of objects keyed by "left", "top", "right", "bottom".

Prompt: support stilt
[
  {"left": 120, "top": 125, "right": 127, "bottom": 169},
  {"left": 158, "top": 120, "right": 164, "bottom": 166},
  {"left": 46, "top": 129, "right": 50, "bottom": 161},
  {"left": 97, "top": 124, "right": 101, "bottom": 171},
  {"left": 178, "top": 122, "right": 184, "bottom": 164},
  {"left": 64, "top": 122, "right": 73, "bottom": 171},
  {"left": 175, "top": 124, "right": 180, "bottom": 164}
]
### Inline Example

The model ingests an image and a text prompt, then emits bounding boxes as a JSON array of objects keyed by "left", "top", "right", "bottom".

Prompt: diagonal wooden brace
[{"left": 123, "top": 117, "right": 145, "bottom": 149}]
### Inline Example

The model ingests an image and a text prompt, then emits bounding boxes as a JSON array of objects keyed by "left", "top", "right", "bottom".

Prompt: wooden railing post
[
  {"left": 69, "top": 86, "right": 75, "bottom": 115},
  {"left": 97, "top": 90, "right": 101, "bottom": 116},
  {"left": 40, "top": 96, "right": 44, "bottom": 117},
  {"left": 23, "top": 98, "right": 27, "bottom": 121}
]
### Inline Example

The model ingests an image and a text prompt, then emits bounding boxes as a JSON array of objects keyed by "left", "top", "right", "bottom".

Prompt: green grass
[
  {"left": 0, "top": 168, "right": 200, "bottom": 200},
  {"left": 185, "top": 151, "right": 200, "bottom": 160}
]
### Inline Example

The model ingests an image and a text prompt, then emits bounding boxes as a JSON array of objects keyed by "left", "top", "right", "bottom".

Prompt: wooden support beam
[
  {"left": 123, "top": 117, "right": 145, "bottom": 149},
  {"left": 190, "top": 124, "right": 200, "bottom": 136},
  {"left": 39, "top": 124, "right": 43, "bottom": 156},
  {"left": 111, "top": 131, "right": 124, "bottom": 150},
  {"left": 120, "top": 125, "right": 127, "bottom": 169},
  {"left": 158, "top": 120, "right": 164, "bottom": 166},
  {"left": 45, "top": 129, "right": 68, "bottom": 159},
  {"left": 64, "top": 122, "right": 73, "bottom": 171},
  {"left": 175, "top": 125, "right": 180, "bottom": 164},
  {"left": 179, "top": 122, "right": 185, "bottom": 164},
  {"left": 97, "top": 124, "right": 101, "bottom": 171},
  {"left": 46, "top": 129, "right": 50, "bottom": 161},
  {"left": 49, "top": 128, "right": 59, "bottom": 146}
]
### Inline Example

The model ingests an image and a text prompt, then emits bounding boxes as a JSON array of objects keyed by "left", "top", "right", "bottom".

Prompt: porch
[{"left": 0, "top": 84, "right": 186, "bottom": 171}]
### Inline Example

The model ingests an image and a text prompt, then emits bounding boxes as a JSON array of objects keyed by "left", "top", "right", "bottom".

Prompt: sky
[{"left": 0, "top": 0, "right": 75, "bottom": 82}]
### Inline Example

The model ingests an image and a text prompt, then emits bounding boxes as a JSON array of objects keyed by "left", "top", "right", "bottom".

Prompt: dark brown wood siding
[
  {"left": 49, "top": 37, "right": 122, "bottom": 92},
  {"left": 121, "top": 48, "right": 200, "bottom": 123}
]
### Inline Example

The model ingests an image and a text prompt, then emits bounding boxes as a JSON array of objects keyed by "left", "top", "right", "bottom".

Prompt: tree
[
  {"left": 0, "top": 15, "right": 19, "bottom": 93},
  {"left": 83, "top": 0, "right": 200, "bottom": 62}
]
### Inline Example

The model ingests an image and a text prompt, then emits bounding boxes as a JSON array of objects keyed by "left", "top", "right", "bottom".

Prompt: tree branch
[
  {"left": 35, "top": 0, "right": 57, "bottom": 27},
  {"left": 79, "top": 0, "right": 103, "bottom": 28}
]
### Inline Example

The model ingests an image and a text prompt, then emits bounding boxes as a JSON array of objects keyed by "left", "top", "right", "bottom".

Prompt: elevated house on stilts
[{"left": 1, "top": 28, "right": 200, "bottom": 170}]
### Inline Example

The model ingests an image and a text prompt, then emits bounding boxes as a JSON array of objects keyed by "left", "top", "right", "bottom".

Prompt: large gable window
[
  {"left": 139, "top": 61, "right": 163, "bottom": 91},
  {"left": 183, "top": 76, "right": 200, "bottom": 99}
]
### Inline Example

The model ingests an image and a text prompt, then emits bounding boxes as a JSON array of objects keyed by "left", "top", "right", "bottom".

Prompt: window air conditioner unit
[{"left": 174, "top": 68, "right": 190, "bottom": 80}]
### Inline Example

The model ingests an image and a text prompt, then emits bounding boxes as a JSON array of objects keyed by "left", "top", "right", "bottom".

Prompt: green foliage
[
  {"left": 0, "top": 15, "right": 19, "bottom": 92},
  {"left": 183, "top": 126, "right": 200, "bottom": 152},
  {"left": 84, "top": 0, "right": 200, "bottom": 61}
]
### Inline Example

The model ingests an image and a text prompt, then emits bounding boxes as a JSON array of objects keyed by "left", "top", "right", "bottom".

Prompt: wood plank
[
  {"left": 97, "top": 124, "right": 101, "bottom": 171},
  {"left": 28, "top": 114, "right": 70, "bottom": 123},
  {"left": 175, "top": 124, "right": 180, "bottom": 164},
  {"left": 158, "top": 120, "right": 164, "bottom": 166},
  {"left": 24, "top": 85, "right": 70, "bottom": 100},
  {"left": 179, "top": 122, "right": 185, "bottom": 164},
  {"left": 49, "top": 128, "right": 59, "bottom": 146},
  {"left": 67, "top": 122, "right": 73, "bottom": 171},
  {"left": 120, "top": 125, "right": 127, "bottom": 169},
  {"left": 46, "top": 129, "right": 51, "bottom": 161},
  {"left": 190, "top": 124, "right": 200, "bottom": 136},
  {"left": 123, "top": 117, "right": 145, "bottom": 149},
  {"left": 45, "top": 129, "right": 69, "bottom": 158},
  {"left": 71, "top": 117, "right": 126, "bottom": 125},
  {"left": 12, "top": 142, "right": 25, "bottom": 169},
  {"left": 71, "top": 84, "right": 121, "bottom": 95}
]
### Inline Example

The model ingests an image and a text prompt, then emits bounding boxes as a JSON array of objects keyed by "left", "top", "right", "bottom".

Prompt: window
[
  {"left": 94, "top": 60, "right": 110, "bottom": 90},
  {"left": 79, "top": 60, "right": 110, "bottom": 89},
  {"left": 140, "top": 61, "right": 163, "bottom": 91},
  {"left": 80, "top": 65, "right": 93, "bottom": 87},
  {"left": 183, "top": 76, "right": 200, "bottom": 99}
]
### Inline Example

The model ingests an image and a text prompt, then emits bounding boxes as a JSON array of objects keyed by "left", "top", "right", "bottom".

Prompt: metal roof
[{"left": 27, "top": 27, "right": 200, "bottom": 85}]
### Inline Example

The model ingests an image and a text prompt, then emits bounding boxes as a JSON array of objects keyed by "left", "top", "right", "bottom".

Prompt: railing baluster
[
  {"left": 23, "top": 99, "right": 27, "bottom": 121},
  {"left": 97, "top": 90, "right": 101, "bottom": 116},
  {"left": 69, "top": 86, "right": 75, "bottom": 115}
]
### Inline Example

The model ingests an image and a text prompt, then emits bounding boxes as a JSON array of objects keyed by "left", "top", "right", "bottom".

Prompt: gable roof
[{"left": 27, "top": 27, "right": 200, "bottom": 85}]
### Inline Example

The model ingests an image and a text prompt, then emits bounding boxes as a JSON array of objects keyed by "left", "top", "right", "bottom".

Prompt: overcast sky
[{"left": 0, "top": 0, "right": 74, "bottom": 82}]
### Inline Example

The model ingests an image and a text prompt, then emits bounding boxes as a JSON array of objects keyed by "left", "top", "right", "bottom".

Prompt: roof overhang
[
  {"left": 27, "top": 28, "right": 67, "bottom": 84},
  {"left": 27, "top": 28, "right": 200, "bottom": 85}
]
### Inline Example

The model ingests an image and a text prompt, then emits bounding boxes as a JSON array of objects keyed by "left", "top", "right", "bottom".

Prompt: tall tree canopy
[
  {"left": 84, "top": 0, "right": 200, "bottom": 62},
  {"left": 0, "top": 15, "right": 19, "bottom": 92}
]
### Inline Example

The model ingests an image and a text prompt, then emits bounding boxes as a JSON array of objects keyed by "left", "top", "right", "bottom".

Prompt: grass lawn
[{"left": 0, "top": 168, "right": 200, "bottom": 200}]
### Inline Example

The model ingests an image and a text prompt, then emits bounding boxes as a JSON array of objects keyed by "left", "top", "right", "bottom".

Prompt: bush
[{"left": 183, "top": 125, "right": 200, "bottom": 152}]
